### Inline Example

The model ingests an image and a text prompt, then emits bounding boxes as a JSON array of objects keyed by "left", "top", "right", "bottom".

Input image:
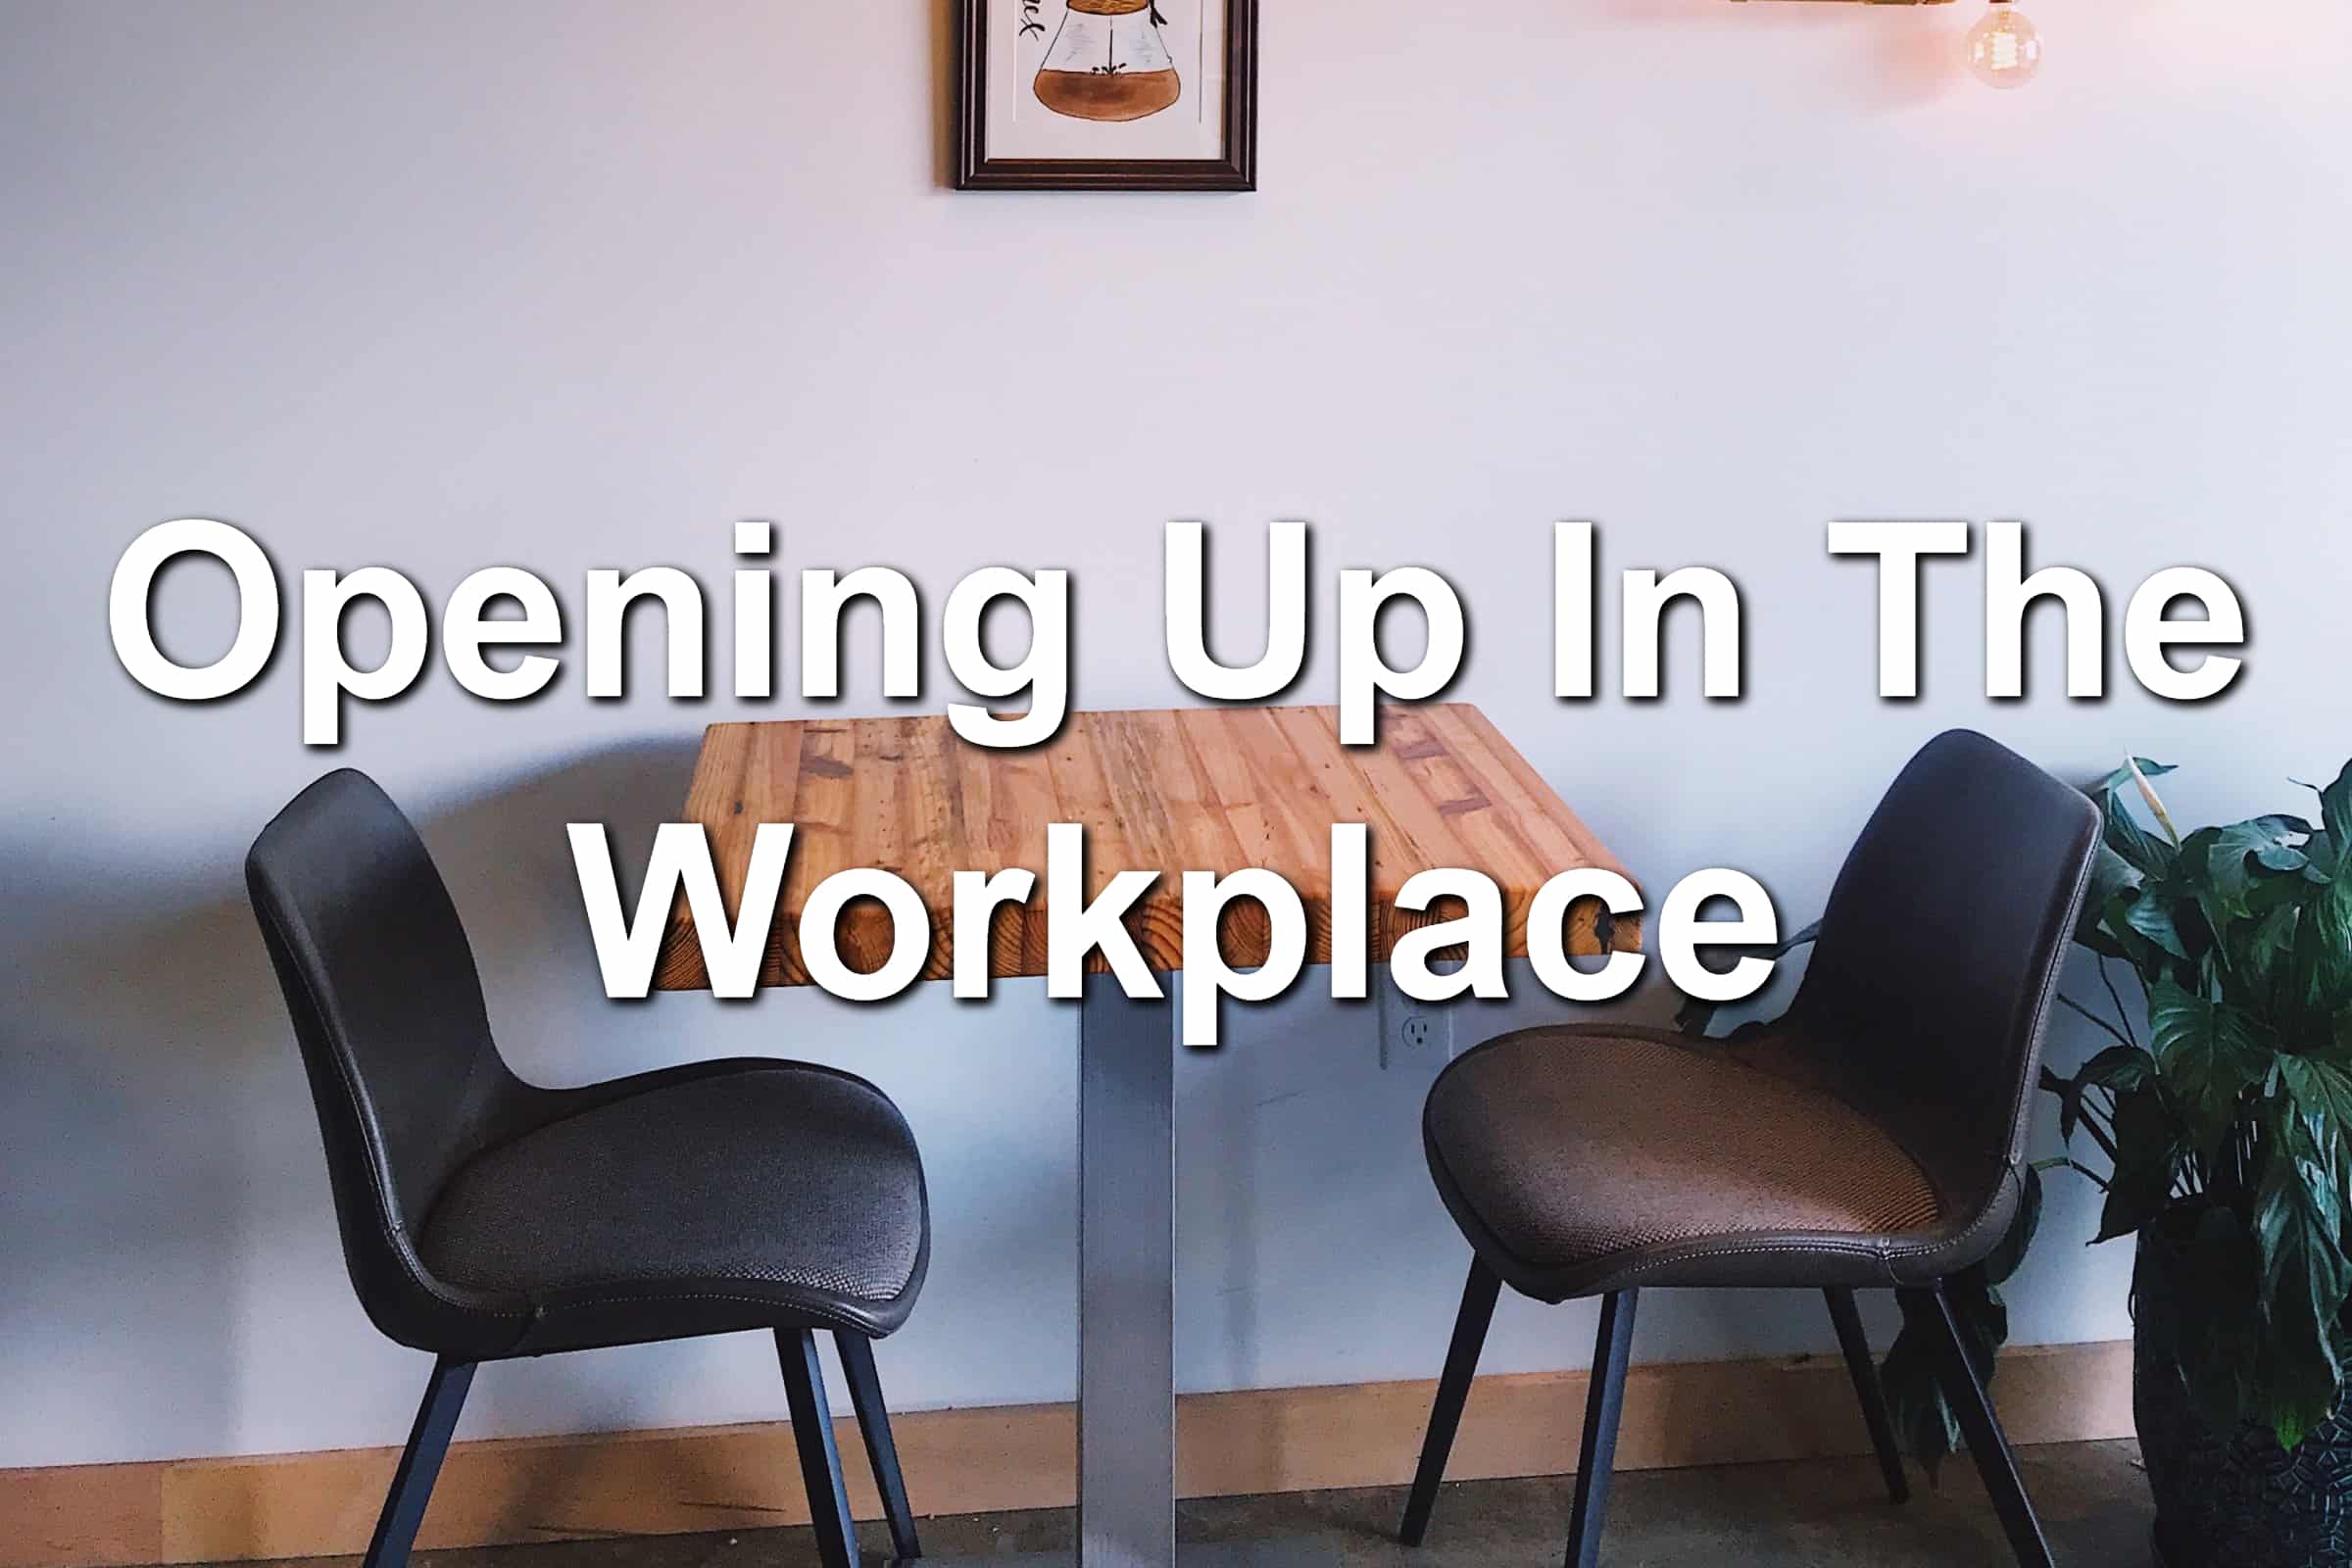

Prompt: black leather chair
[
  {"left": 1398, "top": 730, "right": 2099, "bottom": 1568},
  {"left": 247, "top": 770, "right": 929, "bottom": 1568}
]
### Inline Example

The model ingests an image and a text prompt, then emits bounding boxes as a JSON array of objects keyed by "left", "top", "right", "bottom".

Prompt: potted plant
[{"left": 1688, "top": 753, "right": 2352, "bottom": 1566}]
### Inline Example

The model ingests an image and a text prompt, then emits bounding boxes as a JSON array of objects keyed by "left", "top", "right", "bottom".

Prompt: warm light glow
[{"left": 1965, "top": 2, "right": 2043, "bottom": 89}]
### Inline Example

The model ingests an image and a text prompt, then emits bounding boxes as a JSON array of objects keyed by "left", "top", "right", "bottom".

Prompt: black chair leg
[
  {"left": 1898, "top": 1284, "right": 2056, "bottom": 1568},
  {"left": 1823, "top": 1287, "right": 1911, "bottom": 1504},
  {"left": 1564, "top": 1289, "right": 1639, "bottom": 1568},
  {"left": 361, "top": 1356, "right": 475, "bottom": 1568},
  {"left": 1399, "top": 1258, "right": 1504, "bottom": 1545},
  {"left": 778, "top": 1328, "right": 862, "bottom": 1568},
  {"left": 836, "top": 1332, "right": 921, "bottom": 1562}
]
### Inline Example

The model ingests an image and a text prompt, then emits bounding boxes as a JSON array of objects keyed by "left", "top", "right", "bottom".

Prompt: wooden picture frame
[{"left": 956, "top": 0, "right": 1257, "bottom": 191}]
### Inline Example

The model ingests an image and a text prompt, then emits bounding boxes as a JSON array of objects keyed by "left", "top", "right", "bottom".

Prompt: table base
[
  {"left": 954, "top": 979, "right": 1336, "bottom": 1568},
  {"left": 1079, "top": 976, "right": 1177, "bottom": 1563}
]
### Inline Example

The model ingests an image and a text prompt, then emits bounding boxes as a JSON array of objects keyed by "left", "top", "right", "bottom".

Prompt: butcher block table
[{"left": 656, "top": 703, "right": 1638, "bottom": 1568}]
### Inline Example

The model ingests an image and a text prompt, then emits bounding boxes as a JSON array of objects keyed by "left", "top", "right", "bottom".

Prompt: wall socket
[{"left": 1378, "top": 968, "right": 1454, "bottom": 1071}]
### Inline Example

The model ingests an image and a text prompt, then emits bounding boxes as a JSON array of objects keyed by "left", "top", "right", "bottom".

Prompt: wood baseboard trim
[{"left": 0, "top": 1340, "right": 2132, "bottom": 1568}]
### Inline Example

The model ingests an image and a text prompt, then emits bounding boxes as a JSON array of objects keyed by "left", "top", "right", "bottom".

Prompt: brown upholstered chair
[
  {"left": 248, "top": 771, "right": 929, "bottom": 1568},
  {"left": 1398, "top": 730, "right": 2099, "bottom": 1568}
]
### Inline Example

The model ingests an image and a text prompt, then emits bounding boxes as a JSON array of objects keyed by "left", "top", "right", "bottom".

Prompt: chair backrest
[
  {"left": 1788, "top": 730, "right": 2100, "bottom": 1222},
  {"left": 246, "top": 769, "right": 534, "bottom": 1344}
]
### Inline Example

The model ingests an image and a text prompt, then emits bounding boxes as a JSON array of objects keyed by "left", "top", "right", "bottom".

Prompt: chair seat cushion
[
  {"left": 1424, "top": 1025, "right": 1949, "bottom": 1300},
  {"left": 419, "top": 1062, "right": 927, "bottom": 1351}
]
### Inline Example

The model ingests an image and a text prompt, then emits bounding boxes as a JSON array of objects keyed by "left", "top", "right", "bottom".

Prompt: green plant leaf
[
  {"left": 2149, "top": 978, "right": 2273, "bottom": 1159},
  {"left": 2124, "top": 886, "right": 2193, "bottom": 961},
  {"left": 2297, "top": 831, "right": 2341, "bottom": 886},
  {"left": 2087, "top": 759, "right": 2180, "bottom": 798},
  {"left": 2233, "top": 902, "right": 2305, "bottom": 994},
  {"left": 2171, "top": 825, "right": 2253, "bottom": 958},
  {"left": 2096, "top": 1086, "right": 2183, "bottom": 1242},
  {"left": 1879, "top": 1266, "right": 2013, "bottom": 1475},
  {"left": 2297, "top": 760, "right": 2352, "bottom": 880},
  {"left": 2041, "top": 1064, "right": 2084, "bottom": 1146},
  {"left": 2280, "top": 1055, "right": 2352, "bottom": 1133},
  {"left": 1673, "top": 919, "right": 1818, "bottom": 1036},
  {"left": 2261, "top": 845, "right": 2317, "bottom": 874},
  {"left": 1943, "top": 1268, "right": 2011, "bottom": 1375},
  {"left": 2104, "top": 790, "right": 2178, "bottom": 879},
  {"left": 2310, "top": 882, "right": 2352, "bottom": 1007},
  {"left": 2251, "top": 1112, "right": 2352, "bottom": 1448},
  {"left": 2093, "top": 886, "right": 2175, "bottom": 982},
  {"left": 2271, "top": 881, "right": 2352, "bottom": 1051},
  {"left": 2049, "top": 1043, "right": 2154, "bottom": 1152},
  {"left": 2078, "top": 843, "right": 2144, "bottom": 953},
  {"left": 2204, "top": 816, "right": 2316, "bottom": 910},
  {"left": 2079, "top": 1043, "right": 2158, "bottom": 1093},
  {"left": 1880, "top": 1315, "right": 1960, "bottom": 1477}
]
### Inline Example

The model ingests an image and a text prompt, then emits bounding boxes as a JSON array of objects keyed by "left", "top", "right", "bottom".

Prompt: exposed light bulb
[{"left": 1965, "top": 1, "right": 2043, "bottom": 89}]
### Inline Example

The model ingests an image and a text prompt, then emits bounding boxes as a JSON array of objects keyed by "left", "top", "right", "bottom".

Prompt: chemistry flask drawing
[{"left": 1034, "top": 0, "right": 1181, "bottom": 122}]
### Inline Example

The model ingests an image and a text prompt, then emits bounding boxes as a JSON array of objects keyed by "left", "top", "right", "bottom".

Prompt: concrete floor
[{"left": 210, "top": 1438, "right": 2154, "bottom": 1568}]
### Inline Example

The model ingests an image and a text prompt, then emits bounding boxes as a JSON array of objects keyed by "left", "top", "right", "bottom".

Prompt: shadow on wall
[
  {"left": 420, "top": 736, "right": 707, "bottom": 1088},
  {"left": 0, "top": 735, "right": 704, "bottom": 1466}
]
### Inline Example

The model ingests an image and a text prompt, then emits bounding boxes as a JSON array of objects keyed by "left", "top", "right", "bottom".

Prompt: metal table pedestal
[{"left": 930, "top": 977, "right": 1338, "bottom": 1568}]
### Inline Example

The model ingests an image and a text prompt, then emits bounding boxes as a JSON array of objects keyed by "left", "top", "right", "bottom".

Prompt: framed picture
[{"left": 957, "top": 0, "right": 1257, "bottom": 191}]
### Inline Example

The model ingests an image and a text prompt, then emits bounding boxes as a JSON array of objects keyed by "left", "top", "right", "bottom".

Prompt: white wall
[{"left": 4, "top": 0, "right": 2348, "bottom": 1469}]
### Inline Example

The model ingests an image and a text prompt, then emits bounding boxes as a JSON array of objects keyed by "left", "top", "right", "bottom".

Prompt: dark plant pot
[{"left": 2135, "top": 1237, "right": 2352, "bottom": 1567}]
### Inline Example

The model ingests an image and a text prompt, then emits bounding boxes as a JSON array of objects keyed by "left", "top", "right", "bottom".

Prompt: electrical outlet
[{"left": 1378, "top": 967, "right": 1454, "bottom": 1071}]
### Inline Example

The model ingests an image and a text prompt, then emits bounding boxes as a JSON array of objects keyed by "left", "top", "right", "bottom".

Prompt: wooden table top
[{"left": 654, "top": 703, "right": 1638, "bottom": 990}]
